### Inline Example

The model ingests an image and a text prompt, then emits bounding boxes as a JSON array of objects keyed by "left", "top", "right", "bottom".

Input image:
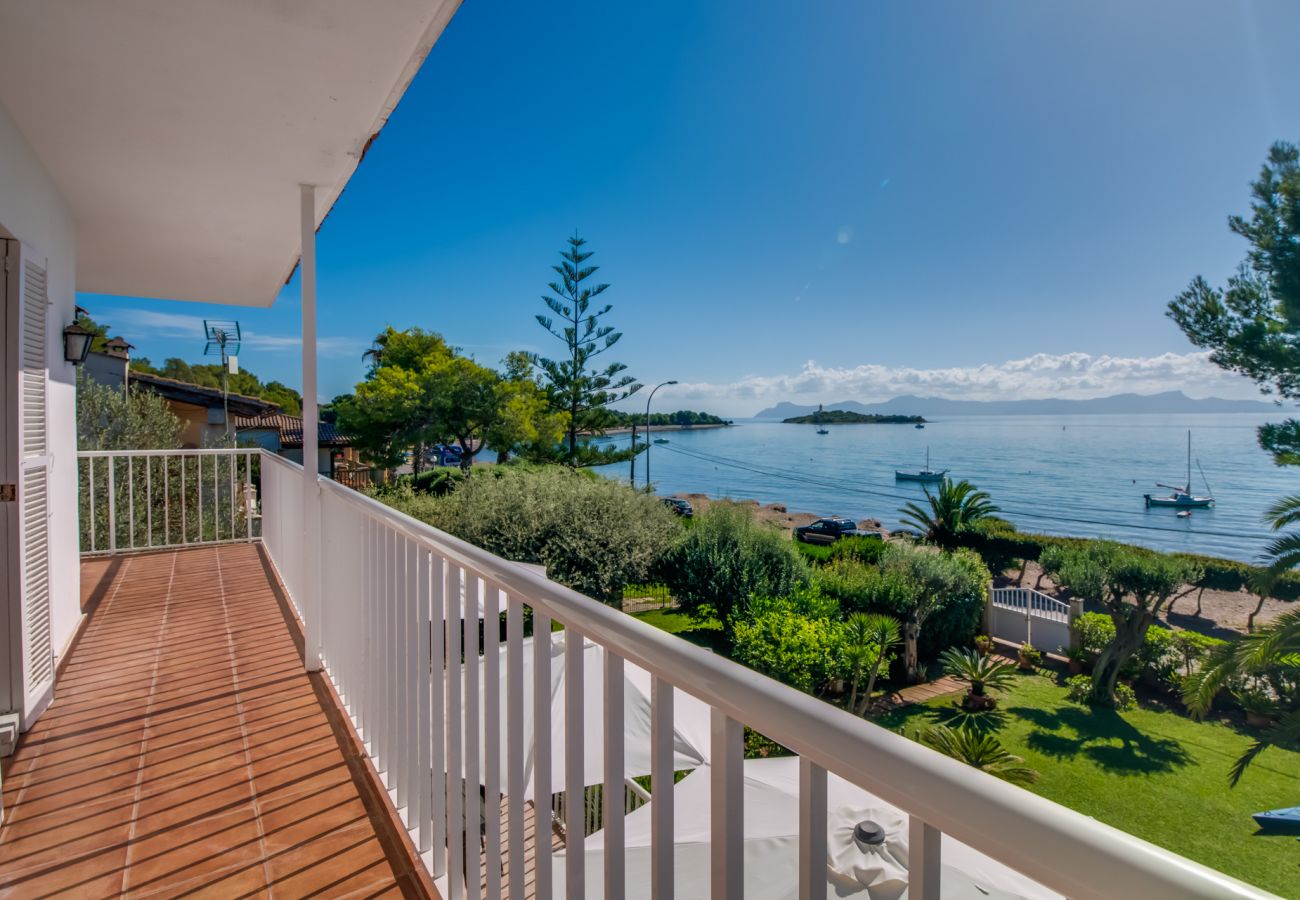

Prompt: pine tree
[{"left": 533, "top": 234, "right": 642, "bottom": 467}]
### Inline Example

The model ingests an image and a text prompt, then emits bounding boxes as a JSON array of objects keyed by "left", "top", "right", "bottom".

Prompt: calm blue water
[{"left": 594, "top": 414, "right": 1298, "bottom": 563}]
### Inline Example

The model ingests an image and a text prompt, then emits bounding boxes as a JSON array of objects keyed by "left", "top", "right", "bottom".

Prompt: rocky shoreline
[{"left": 672, "top": 492, "right": 884, "bottom": 536}]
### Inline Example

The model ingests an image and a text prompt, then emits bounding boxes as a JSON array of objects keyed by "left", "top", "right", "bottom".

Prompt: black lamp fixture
[{"left": 62, "top": 321, "right": 94, "bottom": 365}]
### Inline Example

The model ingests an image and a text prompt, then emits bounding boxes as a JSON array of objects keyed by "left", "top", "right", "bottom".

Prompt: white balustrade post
[
  {"left": 798, "top": 758, "right": 826, "bottom": 900},
  {"left": 909, "top": 816, "right": 941, "bottom": 900},
  {"left": 300, "top": 183, "right": 322, "bottom": 672},
  {"left": 710, "top": 710, "right": 743, "bottom": 900}
]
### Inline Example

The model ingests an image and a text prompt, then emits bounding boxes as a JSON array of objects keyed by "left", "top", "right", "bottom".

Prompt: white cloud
[
  {"left": 836, "top": 225, "right": 853, "bottom": 245},
  {"left": 97, "top": 308, "right": 367, "bottom": 358},
  {"left": 663, "top": 351, "right": 1270, "bottom": 416}
]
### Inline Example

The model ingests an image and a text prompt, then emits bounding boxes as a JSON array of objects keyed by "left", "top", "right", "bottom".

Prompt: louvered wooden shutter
[
  {"left": 18, "top": 256, "right": 53, "bottom": 715},
  {"left": 21, "top": 260, "right": 47, "bottom": 455}
]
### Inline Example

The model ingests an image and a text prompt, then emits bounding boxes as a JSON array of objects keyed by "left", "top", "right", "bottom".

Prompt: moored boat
[
  {"left": 1144, "top": 431, "right": 1215, "bottom": 509},
  {"left": 896, "top": 447, "right": 947, "bottom": 483}
]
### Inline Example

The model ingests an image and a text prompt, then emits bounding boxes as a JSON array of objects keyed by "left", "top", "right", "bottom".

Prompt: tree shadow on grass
[
  {"left": 881, "top": 703, "right": 1009, "bottom": 736},
  {"left": 1009, "top": 704, "right": 1191, "bottom": 774}
]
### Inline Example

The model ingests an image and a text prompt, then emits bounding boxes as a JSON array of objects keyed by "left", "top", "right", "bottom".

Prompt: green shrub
[
  {"left": 1072, "top": 611, "right": 1115, "bottom": 656},
  {"left": 1066, "top": 674, "right": 1136, "bottom": 711},
  {"left": 1171, "top": 631, "right": 1229, "bottom": 678},
  {"left": 1135, "top": 625, "right": 1177, "bottom": 683},
  {"left": 409, "top": 466, "right": 464, "bottom": 496},
  {"left": 829, "top": 534, "right": 886, "bottom": 566},
  {"left": 662, "top": 503, "right": 809, "bottom": 627},
  {"left": 816, "top": 546, "right": 989, "bottom": 662},
  {"left": 732, "top": 600, "right": 843, "bottom": 693},
  {"left": 813, "top": 559, "right": 901, "bottom": 613},
  {"left": 382, "top": 466, "right": 680, "bottom": 603},
  {"left": 794, "top": 540, "right": 836, "bottom": 564}
]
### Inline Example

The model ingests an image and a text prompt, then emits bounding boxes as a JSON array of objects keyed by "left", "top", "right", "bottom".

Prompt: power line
[{"left": 655, "top": 442, "right": 1275, "bottom": 543}]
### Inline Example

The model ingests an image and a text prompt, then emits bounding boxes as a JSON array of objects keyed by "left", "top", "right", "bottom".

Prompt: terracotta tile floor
[{"left": 0, "top": 544, "right": 429, "bottom": 898}]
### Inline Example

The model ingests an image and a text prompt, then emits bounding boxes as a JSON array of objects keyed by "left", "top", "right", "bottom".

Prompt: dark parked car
[
  {"left": 794, "top": 516, "right": 866, "bottom": 545},
  {"left": 661, "top": 497, "right": 694, "bottom": 518}
]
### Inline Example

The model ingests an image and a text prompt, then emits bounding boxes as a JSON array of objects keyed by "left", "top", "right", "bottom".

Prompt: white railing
[
  {"left": 989, "top": 587, "right": 1074, "bottom": 652},
  {"left": 260, "top": 452, "right": 306, "bottom": 620},
  {"left": 246, "top": 456, "right": 1263, "bottom": 900},
  {"left": 991, "top": 587, "right": 1070, "bottom": 622},
  {"left": 77, "top": 449, "right": 260, "bottom": 555}
]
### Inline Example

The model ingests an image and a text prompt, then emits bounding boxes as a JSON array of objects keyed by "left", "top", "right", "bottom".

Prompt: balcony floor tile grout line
[
  {"left": 0, "top": 555, "right": 134, "bottom": 828},
  {"left": 121, "top": 551, "right": 176, "bottom": 896},
  {"left": 215, "top": 543, "right": 277, "bottom": 896}
]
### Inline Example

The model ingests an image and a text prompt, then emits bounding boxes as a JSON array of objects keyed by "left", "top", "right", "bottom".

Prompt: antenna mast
[{"left": 203, "top": 320, "right": 242, "bottom": 441}]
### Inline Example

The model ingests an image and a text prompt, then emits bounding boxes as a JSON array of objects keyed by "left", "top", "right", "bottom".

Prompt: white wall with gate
[{"left": 987, "top": 588, "right": 1073, "bottom": 653}]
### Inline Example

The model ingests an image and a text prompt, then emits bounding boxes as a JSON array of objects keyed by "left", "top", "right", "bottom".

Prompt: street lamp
[{"left": 645, "top": 380, "right": 677, "bottom": 490}]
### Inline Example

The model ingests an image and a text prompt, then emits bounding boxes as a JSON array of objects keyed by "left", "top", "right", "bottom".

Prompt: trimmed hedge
[{"left": 958, "top": 526, "right": 1300, "bottom": 601}]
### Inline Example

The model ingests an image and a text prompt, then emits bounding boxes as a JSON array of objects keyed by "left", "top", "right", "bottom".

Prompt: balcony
[
  {"left": 0, "top": 541, "right": 427, "bottom": 896},
  {"left": 0, "top": 449, "right": 1269, "bottom": 899}
]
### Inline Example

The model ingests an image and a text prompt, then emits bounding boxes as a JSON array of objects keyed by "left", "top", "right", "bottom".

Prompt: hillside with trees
[{"left": 74, "top": 310, "right": 304, "bottom": 414}]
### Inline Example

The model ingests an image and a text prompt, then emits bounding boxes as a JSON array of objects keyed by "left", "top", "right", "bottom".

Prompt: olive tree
[
  {"left": 1049, "top": 542, "right": 1191, "bottom": 704},
  {"left": 874, "top": 543, "right": 989, "bottom": 682}
]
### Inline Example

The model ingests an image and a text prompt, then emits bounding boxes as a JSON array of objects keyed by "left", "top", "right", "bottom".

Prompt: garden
[
  {"left": 373, "top": 465, "right": 1298, "bottom": 896},
  {"left": 876, "top": 670, "right": 1299, "bottom": 897}
]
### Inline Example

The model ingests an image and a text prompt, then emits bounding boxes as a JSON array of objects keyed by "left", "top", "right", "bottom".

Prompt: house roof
[
  {"left": 129, "top": 371, "right": 277, "bottom": 417},
  {"left": 0, "top": 0, "right": 459, "bottom": 307},
  {"left": 233, "top": 413, "right": 351, "bottom": 448}
]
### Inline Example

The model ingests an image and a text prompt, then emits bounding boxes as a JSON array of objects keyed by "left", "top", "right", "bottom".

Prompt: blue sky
[{"left": 81, "top": 0, "right": 1300, "bottom": 415}]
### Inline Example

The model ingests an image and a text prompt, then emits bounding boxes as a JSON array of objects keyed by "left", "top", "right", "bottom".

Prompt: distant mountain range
[{"left": 753, "top": 391, "right": 1279, "bottom": 419}]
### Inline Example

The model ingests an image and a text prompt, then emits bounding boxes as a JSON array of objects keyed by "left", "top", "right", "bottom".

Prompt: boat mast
[{"left": 1186, "top": 430, "right": 1192, "bottom": 493}]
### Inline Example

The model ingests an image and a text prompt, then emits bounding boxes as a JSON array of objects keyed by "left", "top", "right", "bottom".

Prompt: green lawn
[
  {"left": 876, "top": 671, "right": 1300, "bottom": 897},
  {"left": 632, "top": 608, "right": 726, "bottom": 652}
]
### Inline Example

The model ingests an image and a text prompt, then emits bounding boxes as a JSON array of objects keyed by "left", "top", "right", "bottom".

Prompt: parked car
[
  {"left": 794, "top": 516, "right": 866, "bottom": 544},
  {"left": 426, "top": 443, "right": 464, "bottom": 467},
  {"left": 661, "top": 497, "right": 694, "bottom": 518}
]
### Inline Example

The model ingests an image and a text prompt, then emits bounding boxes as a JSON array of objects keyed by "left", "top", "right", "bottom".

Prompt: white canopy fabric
[
  {"left": 553, "top": 756, "right": 1062, "bottom": 900},
  {"left": 467, "top": 633, "right": 713, "bottom": 800}
]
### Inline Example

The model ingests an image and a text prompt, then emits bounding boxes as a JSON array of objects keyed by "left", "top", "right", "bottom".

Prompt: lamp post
[{"left": 644, "top": 380, "right": 677, "bottom": 490}]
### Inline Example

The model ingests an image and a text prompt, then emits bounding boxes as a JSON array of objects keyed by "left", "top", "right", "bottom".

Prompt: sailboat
[
  {"left": 1144, "top": 431, "right": 1215, "bottom": 509},
  {"left": 814, "top": 404, "right": 829, "bottom": 435},
  {"left": 896, "top": 446, "right": 947, "bottom": 483}
]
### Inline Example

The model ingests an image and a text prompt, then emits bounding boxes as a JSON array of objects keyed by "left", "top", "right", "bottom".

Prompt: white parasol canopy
[
  {"left": 468, "top": 632, "right": 713, "bottom": 800},
  {"left": 553, "top": 755, "right": 1062, "bottom": 899}
]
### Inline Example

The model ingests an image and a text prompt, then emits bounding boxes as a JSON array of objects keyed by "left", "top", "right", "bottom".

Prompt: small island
[{"left": 782, "top": 411, "right": 925, "bottom": 425}]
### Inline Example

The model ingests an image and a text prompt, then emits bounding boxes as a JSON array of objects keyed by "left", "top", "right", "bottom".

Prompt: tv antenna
[{"left": 203, "top": 320, "right": 241, "bottom": 440}]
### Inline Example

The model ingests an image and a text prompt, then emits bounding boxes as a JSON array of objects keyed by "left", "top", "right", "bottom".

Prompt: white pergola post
[{"left": 300, "top": 183, "right": 322, "bottom": 672}]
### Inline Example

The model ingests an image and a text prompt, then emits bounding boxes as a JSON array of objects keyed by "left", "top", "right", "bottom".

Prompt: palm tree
[
  {"left": 1183, "top": 607, "right": 1300, "bottom": 785},
  {"left": 899, "top": 478, "right": 999, "bottom": 548},
  {"left": 919, "top": 724, "right": 1039, "bottom": 787},
  {"left": 842, "top": 613, "right": 901, "bottom": 715},
  {"left": 939, "top": 647, "right": 1018, "bottom": 707}
]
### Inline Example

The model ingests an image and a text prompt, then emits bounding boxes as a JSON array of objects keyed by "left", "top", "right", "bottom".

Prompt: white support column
[{"left": 300, "top": 183, "right": 322, "bottom": 672}]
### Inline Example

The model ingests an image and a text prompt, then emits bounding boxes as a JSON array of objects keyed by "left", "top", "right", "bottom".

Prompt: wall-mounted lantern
[{"left": 62, "top": 322, "right": 94, "bottom": 365}]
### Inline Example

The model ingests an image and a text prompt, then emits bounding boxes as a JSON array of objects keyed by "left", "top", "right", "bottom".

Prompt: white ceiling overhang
[{"left": 0, "top": 0, "right": 459, "bottom": 307}]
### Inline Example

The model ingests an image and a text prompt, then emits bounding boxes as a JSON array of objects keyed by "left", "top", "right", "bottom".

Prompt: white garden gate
[{"left": 988, "top": 587, "right": 1072, "bottom": 653}]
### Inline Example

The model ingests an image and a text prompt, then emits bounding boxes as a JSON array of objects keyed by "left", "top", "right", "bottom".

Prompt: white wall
[{"left": 0, "top": 102, "right": 81, "bottom": 679}]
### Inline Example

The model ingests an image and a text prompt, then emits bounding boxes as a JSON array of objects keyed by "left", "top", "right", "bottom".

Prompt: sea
[{"left": 592, "top": 413, "right": 1298, "bottom": 564}]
